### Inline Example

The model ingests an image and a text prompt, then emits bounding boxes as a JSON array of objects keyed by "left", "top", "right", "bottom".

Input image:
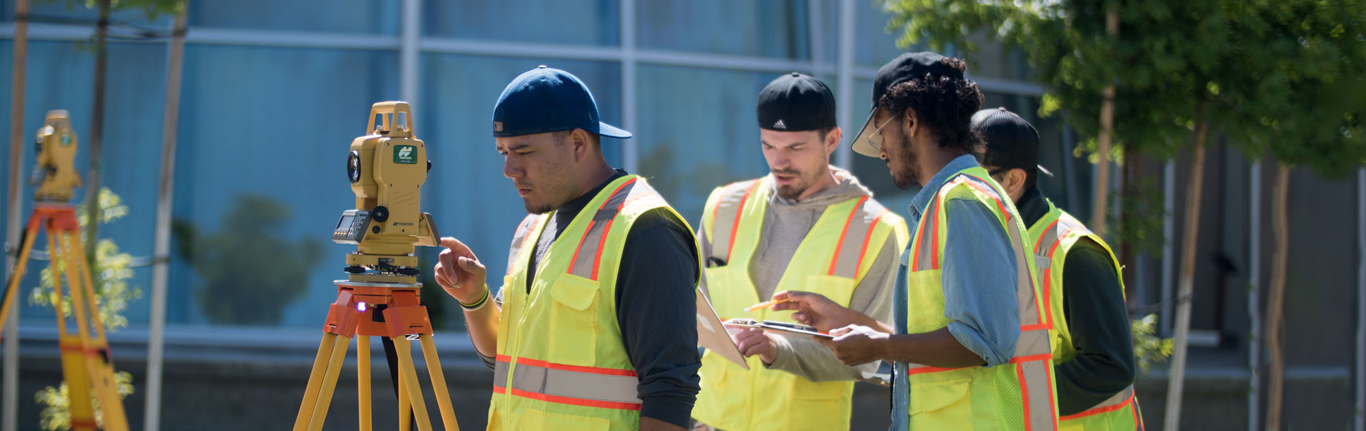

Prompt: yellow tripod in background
[{"left": 0, "top": 111, "right": 129, "bottom": 431}]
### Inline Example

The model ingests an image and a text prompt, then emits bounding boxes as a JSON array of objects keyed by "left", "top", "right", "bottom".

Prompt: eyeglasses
[{"left": 863, "top": 116, "right": 897, "bottom": 152}]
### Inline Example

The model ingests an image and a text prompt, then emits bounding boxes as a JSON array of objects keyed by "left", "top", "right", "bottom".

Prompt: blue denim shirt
[{"left": 890, "top": 154, "right": 1021, "bottom": 430}]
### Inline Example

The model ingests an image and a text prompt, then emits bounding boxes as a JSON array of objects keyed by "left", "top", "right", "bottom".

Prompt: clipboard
[
  {"left": 723, "top": 318, "right": 835, "bottom": 339},
  {"left": 696, "top": 288, "right": 750, "bottom": 370}
]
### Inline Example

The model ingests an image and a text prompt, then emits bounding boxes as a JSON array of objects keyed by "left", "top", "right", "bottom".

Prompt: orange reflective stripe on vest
[
  {"left": 493, "top": 356, "right": 642, "bottom": 411},
  {"left": 904, "top": 171, "right": 1058, "bottom": 431}
]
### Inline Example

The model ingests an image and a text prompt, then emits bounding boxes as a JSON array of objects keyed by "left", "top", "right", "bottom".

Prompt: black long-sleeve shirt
[
  {"left": 1016, "top": 187, "right": 1138, "bottom": 416},
  {"left": 485, "top": 170, "right": 702, "bottom": 428}
]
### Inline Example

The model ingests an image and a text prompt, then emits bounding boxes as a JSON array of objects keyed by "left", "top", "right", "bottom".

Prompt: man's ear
[
  {"left": 1008, "top": 168, "right": 1028, "bottom": 195},
  {"left": 902, "top": 108, "right": 919, "bottom": 139},
  {"left": 824, "top": 127, "right": 842, "bottom": 157},
  {"left": 570, "top": 128, "right": 591, "bottom": 162}
]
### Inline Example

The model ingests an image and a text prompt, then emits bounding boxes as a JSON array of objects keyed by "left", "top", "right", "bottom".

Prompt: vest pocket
[
  {"left": 522, "top": 406, "right": 612, "bottom": 430},
  {"left": 702, "top": 265, "right": 742, "bottom": 316},
  {"left": 804, "top": 274, "right": 856, "bottom": 307},
  {"left": 908, "top": 377, "right": 973, "bottom": 428},
  {"left": 549, "top": 273, "right": 600, "bottom": 365}
]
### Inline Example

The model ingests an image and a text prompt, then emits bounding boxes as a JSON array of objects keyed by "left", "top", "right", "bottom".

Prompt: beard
[
  {"left": 523, "top": 199, "right": 554, "bottom": 215},
  {"left": 889, "top": 139, "right": 921, "bottom": 190},
  {"left": 773, "top": 168, "right": 816, "bottom": 200}
]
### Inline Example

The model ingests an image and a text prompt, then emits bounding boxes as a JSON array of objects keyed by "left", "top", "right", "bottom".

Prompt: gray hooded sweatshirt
[{"left": 699, "top": 166, "right": 899, "bottom": 381}]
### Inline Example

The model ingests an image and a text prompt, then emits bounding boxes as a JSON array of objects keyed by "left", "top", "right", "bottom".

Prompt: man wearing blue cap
[
  {"left": 434, "top": 66, "right": 702, "bottom": 431},
  {"left": 691, "top": 72, "right": 908, "bottom": 431},
  {"left": 771, "top": 53, "right": 1062, "bottom": 430}
]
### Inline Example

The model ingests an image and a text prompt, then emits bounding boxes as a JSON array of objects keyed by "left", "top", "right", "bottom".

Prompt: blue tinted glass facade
[{"left": 0, "top": 0, "right": 1051, "bottom": 331}]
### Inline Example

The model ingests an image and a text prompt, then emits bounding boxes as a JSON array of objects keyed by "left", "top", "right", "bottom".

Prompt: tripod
[
  {"left": 0, "top": 204, "right": 129, "bottom": 431},
  {"left": 292, "top": 279, "right": 460, "bottom": 431}
]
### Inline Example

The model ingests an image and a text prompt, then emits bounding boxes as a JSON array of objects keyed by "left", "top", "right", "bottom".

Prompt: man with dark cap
[
  {"left": 973, "top": 107, "right": 1142, "bottom": 430},
  {"left": 435, "top": 65, "right": 701, "bottom": 431},
  {"left": 771, "top": 53, "right": 1062, "bottom": 431},
  {"left": 690, "top": 72, "right": 908, "bottom": 431}
]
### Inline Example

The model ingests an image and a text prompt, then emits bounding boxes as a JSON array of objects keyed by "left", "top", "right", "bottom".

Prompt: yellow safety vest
[
  {"left": 488, "top": 175, "right": 698, "bottom": 431},
  {"left": 1028, "top": 201, "right": 1144, "bottom": 431},
  {"left": 901, "top": 166, "right": 1059, "bottom": 431},
  {"left": 692, "top": 176, "right": 909, "bottom": 431}
]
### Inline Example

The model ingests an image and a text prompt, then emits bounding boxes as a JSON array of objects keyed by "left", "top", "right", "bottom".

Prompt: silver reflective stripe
[
  {"left": 493, "top": 360, "right": 510, "bottom": 388},
  {"left": 707, "top": 180, "right": 757, "bottom": 264},
  {"left": 494, "top": 359, "right": 641, "bottom": 406},
  {"left": 1019, "top": 359, "right": 1058, "bottom": 431},
  {"left": 829, "top": 197, "right": 879, "bottom": 279},
  {"left": 911, "top": 196, "right": 940, "bottom": 272},
  {"left": 507, "top": 215, "right": 543, "bottom": 276},
  {"left": 511, "top": 363, "right": 642, "bottom": 405},
  {"left": 1083, "top": 386, "right": 1135, "bottom": 412},
  {"left": 1014, "top": 329, "right": 1052, "bottom": 357},
  {"left": 567, "top": 180, "right": 639, "bottom": 279}
]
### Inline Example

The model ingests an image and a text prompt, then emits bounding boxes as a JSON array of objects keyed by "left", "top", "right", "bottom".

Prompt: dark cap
[
  {"left": 757, "top": 72, "right": 836, "bottom": 132},
  {"left": 851, "top": 52, "right": 967, "bottom": 157},
  {"left": 971, "top": 107, "right": 1052, "bottom": 176},
  {"left": 492, "top": 65, "right": 631, "bottom": 139}
]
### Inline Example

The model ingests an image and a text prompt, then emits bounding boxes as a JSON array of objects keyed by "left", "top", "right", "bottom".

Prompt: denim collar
[{"left": 907, "top": 154, "right": 981, "bottom": 220}]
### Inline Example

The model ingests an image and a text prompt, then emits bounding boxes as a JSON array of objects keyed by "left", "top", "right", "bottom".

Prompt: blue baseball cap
[{"left": 492, "top": 65, "right": 631, "bottom": 139}]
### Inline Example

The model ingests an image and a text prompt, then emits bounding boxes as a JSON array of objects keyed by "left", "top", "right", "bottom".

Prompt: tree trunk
[
  {"left": 83, "top": 0, "right": 111, "bottom": 262},
  {"left": 1163, "top": 101, "right": 1211, "bottom": 431},
  {"left": 144, "top": 7, "right": 188, "bottom": 431},
  {"left": 1264, "top": 163, "right": 1292, "bottom": 430},
  {"left": 3, "top": 2, "right": 30, "bottom": 430},
  {"left": 1119, "top": 146, "right": 1137, "bottom": 299},
  {"left": 1090, "top": 2, "right": 1121, "bottom": 236}
]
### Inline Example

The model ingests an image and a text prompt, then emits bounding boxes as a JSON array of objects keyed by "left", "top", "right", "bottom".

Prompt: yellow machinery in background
[{"left": 0, "top": 110, "right": 130, "bottom": 431}]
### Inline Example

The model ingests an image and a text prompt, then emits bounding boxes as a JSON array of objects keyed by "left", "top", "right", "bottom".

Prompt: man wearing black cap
[
  {"left": 973, "top": 107, "right": 1142, "bottom": 430},
  {"left": 435, "top": 66, "right": 701, "bottom": 431},
  {"left": 690, "top": 73, "right": 908, "bottom": 431},
  {"left": 771, "top": 53, "right": 1061, "bottom": 431}
]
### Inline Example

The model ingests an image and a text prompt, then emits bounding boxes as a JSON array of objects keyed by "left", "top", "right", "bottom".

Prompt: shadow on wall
[{"left": 172, "top": 194, "right": 324, "bottom": 326}]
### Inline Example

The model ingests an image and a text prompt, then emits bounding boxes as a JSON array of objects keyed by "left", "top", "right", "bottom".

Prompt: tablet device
[{"left": 723, "top": 318, "right": 835, "bottom": 339}]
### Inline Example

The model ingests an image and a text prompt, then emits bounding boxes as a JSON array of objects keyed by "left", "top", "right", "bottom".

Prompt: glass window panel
[
  {"left": 0, "top": 40, "right": 168, "bottom": 327},
  {"left": 855, "top": 1, "right": 920, "bottom": 67},
  {"left": 170, "top": 45, "right": 399, "bottom": 328},
  {"left": 634, "top": 65, "right": 779, "bottom": 223},
  {"left": 1, "top": 0, "right": 169, "bottom": 27},
  {"left": 419, "top": 55, "right": 621, "bottom": 302},
  {"left": 423, "top": 0, "right": 619, "bottom": 46},
  {"left": 637, "top": 0, "right": 811, "bottom": 59},
  {"left": 188, "top": 0, "right": 399, "bottom": 35}
]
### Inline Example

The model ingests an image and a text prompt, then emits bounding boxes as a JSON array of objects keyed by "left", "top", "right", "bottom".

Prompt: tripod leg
[
  {"left": 419, "top": 334, "right": 459, "bottom": 431},
  {"left": 306, "top": 334, "right": 353, "bottom": 431},
  {"left": 294, "top": 333, "right": 338, "bottom": 431},
  {"left": 45, "top": 229, "right": 96, "bottom": 431},
  {"left": 61, "top": 230, "right": 128, "bottom": 431},
  {"left": 0, "top": 224, "right": 36, "bottom": 337},
  {"left": 395, "top": 336, "right": 435, "bottom": 431},
  {"left": 358, "top": 334, "right": 372, "bottom": 431},
  {"left": 398, "top": 348, "right": 412, "bottom": 431},
  {"left": 387, "top": 337, "right": 415, "bottom": 431}
]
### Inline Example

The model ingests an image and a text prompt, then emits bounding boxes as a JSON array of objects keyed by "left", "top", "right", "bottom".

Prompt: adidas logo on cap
[{"left": 773, "top": 119, "right": 786, "bottom": 129}]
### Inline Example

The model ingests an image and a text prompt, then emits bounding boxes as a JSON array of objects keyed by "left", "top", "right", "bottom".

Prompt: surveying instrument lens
[{"left": 295, "top": 102, "right": 460, "bottom": 431}]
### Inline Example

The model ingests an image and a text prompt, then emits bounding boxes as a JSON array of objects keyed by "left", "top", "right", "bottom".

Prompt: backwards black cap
[
  {"left": 757, "top": 72, "right": 836, "bottom": 132},
  {"left": 971, "top": 107, "right": 1052, "bottom": 177},
  {"left": 851, "top": 52, "right": 967, "bottom": 157}
]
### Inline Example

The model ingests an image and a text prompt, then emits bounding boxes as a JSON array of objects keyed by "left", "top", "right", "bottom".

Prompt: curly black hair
[{"left": 877, "top": 57, "right": 984, "bottom": 154}]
